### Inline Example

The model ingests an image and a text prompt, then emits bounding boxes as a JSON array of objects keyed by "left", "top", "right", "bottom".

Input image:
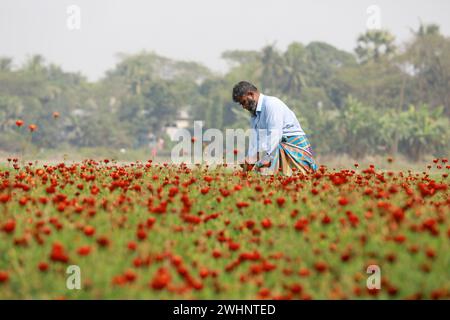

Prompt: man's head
[{"left": 232, "top": 81, "right": 260, "bottom": 115}]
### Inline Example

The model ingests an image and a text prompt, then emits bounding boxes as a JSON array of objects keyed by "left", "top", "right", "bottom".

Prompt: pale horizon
[{"left": 1, "top": 0, "right": 450, "bottom": 81}]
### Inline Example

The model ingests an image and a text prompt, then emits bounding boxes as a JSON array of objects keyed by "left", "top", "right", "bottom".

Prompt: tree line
[{"left": 0, "top": 23, "right": 449, "bottom": 161}]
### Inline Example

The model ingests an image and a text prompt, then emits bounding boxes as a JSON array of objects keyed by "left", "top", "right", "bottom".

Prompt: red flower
[
  {"left": 338, "top": 197, "right": 349, "bottom": 206},
  {"left": 425, "top": 248, "right": 436, "bottom": 259},
  {"left": 83, "top": 225, "right": 95, "bottom": 236},
  {"left": 321, "top": 215, "right": 332, "bottom": 225},
  {"left": 200, "top": 187, "right": 210, "bottom": 195},
  {"left": 314, "top": 261, "right": 328, "bottom": 273},
  {"left": 96, "top": 235, "right": 110, "bottom": 247},
  {"left": 212, "top": 249, "right": 222, "bottom": 258},
  {"left": 340, "top": 252, "right": 351, "bottom": 262},
  {"left": 38, "top": 262, "right": 49, "bottom": 272},
  {"left": 0, "top": 194, "right": 11, "bottom": 204},
  {"left": 203, "top": 176, "right": 214, "bottom": 183},
  {"left": 127, "top": 241, "right": 137, "bottom": 251},
  {"left": 236, "top": 201, "right": 249, "bottom": 209},
  {"left": 294, "top": 217, "right": 309, "bottom": 232},
  {"left": 112, "top": 275, "right": 127, "bottom": 286},
  {"left": 90, "top": 185, "right": 100, "bottom": 195},
  {"left": 393, "top": 234, "right": 406, "bottom": 243},
  {"left": 228, "top": 242, "right": 240, "bottom": 251},
  {"left": 124, "top": 269, "right": 137, "bottom": 282},
  {"left": 0, "top": 270, "right": 9, "bottom": 283},
  {"left": 28, "top": 124, "right": 37, "bottom": 132},
  {"left": 168, "top": 186, "right": 179, "bottom": 197},
  {"left": 50, "top": 242, "right": 69, "bottom": 263},
  {"left": 298, "top": 268, "right": 310, "bottom": 277},
  {"left": 392, "top": 208, "right": 405, "bottom": 222},
  {"left": 245, "top": 220, "right": 255, "bottom": 229},
  {"left": 290, "top": 284, "right": 303, "bottom": 294},
  {"left": 276, "top": 197, "right": 286, "bottom": 207},
  {"left": 199, "top": 268, "right": 209, "bottom": 279},
  {"left": 2, "top": 219, "right": 16, "bottom": 234},
  {"left": 136, "top": 229, "right": 147, "bottom": 241},
  {"left": 150, "top": 267, "right": 171, "bottom": 290},
  {"left": 146, "top": 217, "right": 156, "bottom": 228},
  {"left": 261, "top": 218, "right": 272, "bottom": 229},
  {"left": 258, "top": 288, "right": 271, "bottom": 298},
  {"left": 15, "top": 120, "right": 24, "bottom": 127},
  {"left": 77, "top": 245, "right": 92, "bottom": 256}
]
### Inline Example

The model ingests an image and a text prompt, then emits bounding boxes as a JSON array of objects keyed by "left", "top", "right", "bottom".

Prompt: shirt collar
[{"left": 256, "top": 93, "right": 264, "bottom": 113}]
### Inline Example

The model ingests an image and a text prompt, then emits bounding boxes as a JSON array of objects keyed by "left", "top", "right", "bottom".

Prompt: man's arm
[
  {"left": 246, "top": 121, "right": 258, "bottom": 164},
  {"left": 264, "top": 100, "right": 284, "bottom": 160}
]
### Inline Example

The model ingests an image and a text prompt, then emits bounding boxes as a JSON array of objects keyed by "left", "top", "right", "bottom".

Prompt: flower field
[{"left": 0, "top": 159, "right": 449, "bottom": 299}]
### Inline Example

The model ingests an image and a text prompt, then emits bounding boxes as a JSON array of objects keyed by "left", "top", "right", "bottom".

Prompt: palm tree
[
  {"left": 355, "top": 30, "right": 396, "bottom": 64},
  {"left": 405, "top": 23, "right": 450, "bottom": 115},
  {"left": 282, "top": 42, "right": 308, "bottom": 96},
  {"left": 261, "top": 45, "right": 284, "bottom": 94},
  {"left": 413, "top": 22, "right": 440, "bottom": 37}
]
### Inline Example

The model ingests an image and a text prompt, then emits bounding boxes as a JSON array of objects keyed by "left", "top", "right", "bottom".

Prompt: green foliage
[
  {"left": 0, "top": 23, "right": 449, "bottom": 161},
  {"left": 399, "top": 105, "right": 450, "bottom": 161}
]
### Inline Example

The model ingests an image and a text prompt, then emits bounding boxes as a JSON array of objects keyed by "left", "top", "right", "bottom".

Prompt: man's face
[{"left": 237, "top": 92, "right": 257, "bottom": 115}]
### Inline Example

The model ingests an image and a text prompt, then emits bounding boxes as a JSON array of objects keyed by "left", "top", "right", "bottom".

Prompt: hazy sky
[{"left": 1, "top": 0, "right": 449, "bottom": 81}]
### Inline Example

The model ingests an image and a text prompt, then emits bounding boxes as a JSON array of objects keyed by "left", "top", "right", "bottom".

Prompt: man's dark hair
[{"left": 232, "top": 81, "right": 258, "bottom": 102}]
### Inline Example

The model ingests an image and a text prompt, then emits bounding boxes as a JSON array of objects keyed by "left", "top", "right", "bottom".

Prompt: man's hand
[
  {"left": 255, "top": 154, "right": 272, "bottom": 169},
  {"left": 240, "top": 157, "right": 256, "bottom": 172}
]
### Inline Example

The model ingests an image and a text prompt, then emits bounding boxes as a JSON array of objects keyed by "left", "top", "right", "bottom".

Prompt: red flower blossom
[
  {"left": 200, "top": 187, "right": 210, "bottom": 195},
  {"left": 258, "top": 288, "right": 271, "bottom": 298},
  {"left": 38, "top": 262, "right": 49, "bottom": 272},
  {"left": 236, "top": 201, "right": 249, "bottom": 209},
  {"left": 96, "top": 236, "right": 110, "bottom": 247},
  {"left": 150, "top": 267, "right": 171, "bottom": 290},
  {"left": 124, "top": 269, "right": 137, "bottom": 282},
  {"left": 295, "top": 217, "right": 309, "bottom": 232},
  {"left": 136, "top": 229, "right": 147, "bottom": 241},
  {"left": 77, "top": 245, "right": 92, "bottom": 256},
  {"left": 0, "top": 270, "right": 9, "bottom": 283},
  {"left": 83, "top": 225, "right": 95, "bottom": 236},
  {"left": 298, "top": 268, "right": 310, "bottom": 277},
  {"left": 276, "top": 197, "right": 286, "bottom": 207},
  {"left": 50, "top": 242, "right": 69, "bottom": 263},
  {"left": 338, "top": 197, "right": 349, "bottom": 206},
  {"left": 314, "top": 261, "right": 328, "bottom": 273},
  {"left": 127, "top": 241, "right": 137, "bottom": 251},
  {"left": 321, "top": 215, "right": 332, "bottom": 225},
  {"left": 2, "top": 219, "right": 16, "bottom": 234},
  {"left": 261, "top": 218, "right": 272, "bottom": 229},
  {"left": 228, "top": 242, "right": 240, "bottom": 251},
  {"left": 212, "top": 249, "right": 222, "bottom": 259}
]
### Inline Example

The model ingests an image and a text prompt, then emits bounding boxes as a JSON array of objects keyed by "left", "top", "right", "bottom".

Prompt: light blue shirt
[{"left": 248, "top": 93, "right": 305, "bottom": 161}]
